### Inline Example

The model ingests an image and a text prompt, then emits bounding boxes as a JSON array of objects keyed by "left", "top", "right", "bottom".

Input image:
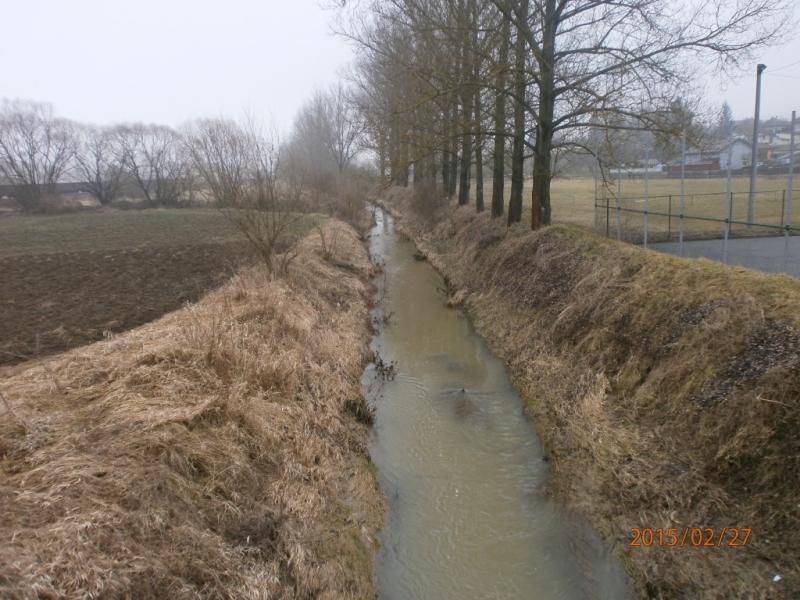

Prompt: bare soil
[{"left": 1, "top": 241, "right": 255, "bottom": 366}]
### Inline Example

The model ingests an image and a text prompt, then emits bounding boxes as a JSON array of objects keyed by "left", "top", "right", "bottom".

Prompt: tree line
[
  {"left": 0, "top": 86, "right": 365, "bottom": 213},
  {"left": 329, "top": 0, "right": 793, "bottom": 228}
]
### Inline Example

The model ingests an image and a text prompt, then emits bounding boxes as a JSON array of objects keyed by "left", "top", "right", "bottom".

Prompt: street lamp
[{"left": 748, "top": 63, "right": 767, "bottom": 225}]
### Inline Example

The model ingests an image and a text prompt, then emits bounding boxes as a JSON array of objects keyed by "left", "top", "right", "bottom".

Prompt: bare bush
[
  {"left": 410, "top": 179, "right": 449, "bottom": 222},
  {"left": 184, "top": 117, "right": 307, "bottom": 275},
  {"left": 325, "top": 168, "right": 376, "bottom": 231}
]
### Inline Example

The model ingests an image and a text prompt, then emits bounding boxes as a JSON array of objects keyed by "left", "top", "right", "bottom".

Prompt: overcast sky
[
  {"left": 0, "top": 0, "right": 354, "bottom": 132},
  {"left": 1, "top": 0, "right": 798, "bottom": 130},
  {"left": 713, "top": 40, "right": 800, "bottom": 123}
]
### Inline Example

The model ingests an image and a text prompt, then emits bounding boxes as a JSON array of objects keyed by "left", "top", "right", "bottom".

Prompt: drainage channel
[{"left": 362, "top": 208, "right": 628, "bottom": 600}]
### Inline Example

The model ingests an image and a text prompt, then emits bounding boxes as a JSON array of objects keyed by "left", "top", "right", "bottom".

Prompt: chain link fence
[{"left": 594, "top": 188, "right": 800, "bottom": 277}]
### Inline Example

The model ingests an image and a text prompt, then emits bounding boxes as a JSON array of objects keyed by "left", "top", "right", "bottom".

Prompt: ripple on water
[{"left": 367, "top": 207, "right": 628, "bottom": 600}]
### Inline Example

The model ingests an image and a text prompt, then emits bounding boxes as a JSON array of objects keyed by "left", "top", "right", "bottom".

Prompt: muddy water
[{"left": 363, "top": 208, "right": 628, "bottom": 600}]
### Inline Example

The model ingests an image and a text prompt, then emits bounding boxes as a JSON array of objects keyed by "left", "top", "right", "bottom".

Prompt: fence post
[
  {"left": 724, "top": 131, "right": 733, "bottom": 265},
  {"left": 617, "top": 165, "right": 622, "bottom": 241},
  {"left": 593, "top": 139, "right": 599, "bottom": 235},
  {"left": 679, "top": 129, "right": 686, "bottom": 256},
  {"left": 781, "top": 189, "right": 786, "bottom": 229},
  {"left": 668, "top": 194, "right": 672, "bottom": 240},
  {"left": 644, "top": 143, "right": 650, "bottom": 248},
  {"left": 785, "top": 110, "right": 796, "bottom": 271}
]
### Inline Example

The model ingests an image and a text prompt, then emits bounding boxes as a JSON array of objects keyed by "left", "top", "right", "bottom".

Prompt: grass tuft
[{"left": 0, "top": 220, "right": 384, "bottom": 599}]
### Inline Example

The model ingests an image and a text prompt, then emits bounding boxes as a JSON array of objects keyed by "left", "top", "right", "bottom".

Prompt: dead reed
[
  {"left": 385, "top": 187, "right": 800, "bottom": 599},
  {"left": 0, "top": 220, "right": 384, "bottom": 599}
]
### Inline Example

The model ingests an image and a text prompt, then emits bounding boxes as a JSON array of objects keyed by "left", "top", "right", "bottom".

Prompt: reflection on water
[{"left": 363, "top": 208, "right": 628, "bottom": 600}]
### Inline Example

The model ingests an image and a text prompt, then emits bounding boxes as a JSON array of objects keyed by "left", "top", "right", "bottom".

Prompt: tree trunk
[
  {"left": 533, "top": 0, "right": 556, "bottom": 228},
  {"left": 401, "top": 135, "right": 410, "bottom": 187},
  {"left": 442, "top": 105, "right": 452, "bottom": 194},
  {"left": 449, "top": 148, "right": 459, "bottom": 196},
  {"left": 379, "top": 134, "right": 387, "bottom": 187},
  {"left": 448, "top": 97, "right": 460, "bottom": 197},
  {"left": 458, "top": 92, "right": 474, "bottom": 206},
  {"left": 427, "top": 151, "right": 437, "bottom": 184},
  {"left": 475, "top": 86, "right": 484, "bottom": 212},
  {"left": 508, "top": 0, "right": 528, "bottom": 226},
  {"left": 491, "top": 17, "right": 510, "bottom": 218}
]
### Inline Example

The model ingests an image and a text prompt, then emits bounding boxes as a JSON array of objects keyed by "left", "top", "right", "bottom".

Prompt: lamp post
[{"left": 748, "top": 63, "right": 767, "bottom": 225}]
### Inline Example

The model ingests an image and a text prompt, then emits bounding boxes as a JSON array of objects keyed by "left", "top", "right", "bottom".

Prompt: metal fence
[{"left": 594, "top": 189, "right": 800, "bottom": 277}]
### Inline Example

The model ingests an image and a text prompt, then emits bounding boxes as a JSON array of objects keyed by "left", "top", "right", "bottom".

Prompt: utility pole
[
  {"left": 785, "top": 110, "right": 796, "bottom": 271},
  {"left": 748, "top": 63, "right": 767, "bottom": 225}
]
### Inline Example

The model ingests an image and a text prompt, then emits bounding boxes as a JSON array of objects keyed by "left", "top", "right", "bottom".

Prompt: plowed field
[{"left": 0, "top": 209, "right": 257, "bottom": 366}]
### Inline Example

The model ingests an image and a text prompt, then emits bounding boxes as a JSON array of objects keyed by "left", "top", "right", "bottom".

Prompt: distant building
[
  {"left": 0, "top": 181, "right": 93, "bottom": 199},
  {"left": 718, "top": 139, "right": 752, "bottom": 170}
]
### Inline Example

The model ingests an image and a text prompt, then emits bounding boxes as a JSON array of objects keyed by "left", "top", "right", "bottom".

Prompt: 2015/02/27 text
[{"left": 630, "top": 527, "right": 752, "bottom": 547}]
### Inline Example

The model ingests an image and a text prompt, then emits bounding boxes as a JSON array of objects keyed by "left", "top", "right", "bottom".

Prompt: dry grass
[
  {"left": 385, "top": 187, "right": 800, "bottom": 599},
  {"left": 0, "top": 220, "right": 385, "bottom": 599}
]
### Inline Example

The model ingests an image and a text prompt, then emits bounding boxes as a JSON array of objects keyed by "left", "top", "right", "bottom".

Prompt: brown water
[{"left": 363, "top": 208, "right": 628, "bottom": 600}]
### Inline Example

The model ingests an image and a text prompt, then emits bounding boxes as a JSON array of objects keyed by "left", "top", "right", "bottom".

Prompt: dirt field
[
  {"left": 0, "top": 221, "right": 385, "bottom": 599},
  {"left": 0, "top": 209, "right": 315, "bottom": 366}
]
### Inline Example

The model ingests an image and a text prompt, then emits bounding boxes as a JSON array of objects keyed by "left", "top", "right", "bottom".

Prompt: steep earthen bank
[
  {"left": 383, "top": 189, "right": 800, "bottom": 599},
  {"left": 0, "top": 220, "right": 385, "bottom": 599}
]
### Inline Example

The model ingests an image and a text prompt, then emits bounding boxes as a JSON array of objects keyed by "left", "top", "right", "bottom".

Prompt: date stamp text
[{"left": 630, "top": 527, "right": 752, "bottom": 547}]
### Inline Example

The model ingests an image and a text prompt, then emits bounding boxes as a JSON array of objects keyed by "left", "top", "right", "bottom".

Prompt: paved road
[{"left": 649, "top": 235, "right": 800, "bottom": 279}]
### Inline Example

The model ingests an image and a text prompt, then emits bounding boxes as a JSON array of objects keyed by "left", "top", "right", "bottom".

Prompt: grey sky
[
  {"left": 712, "top": 37, "right": 800, "bottom": 123},
  {"left": 1, "top": 0, "right": 798, "bottom": 130},
  {"left": 0, "top": 0, "right": 353, "bottom": 132}
]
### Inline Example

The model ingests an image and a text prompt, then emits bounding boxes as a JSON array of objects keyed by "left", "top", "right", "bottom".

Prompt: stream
[{"left": 362, "top": 207, "right": 628, "bottom": 599}]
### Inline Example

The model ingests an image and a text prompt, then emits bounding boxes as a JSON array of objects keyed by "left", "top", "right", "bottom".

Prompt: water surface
[{"left": 364, "top": 208, "right": 627, "bottom": 599}]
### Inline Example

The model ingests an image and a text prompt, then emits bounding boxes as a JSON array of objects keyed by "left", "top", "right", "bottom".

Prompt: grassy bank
[
  {"left": 0, "top": 220, "right": 385, "bottom": 599},
  {"left": 384, "top": 188, "right": 799, "bottom": 599}
]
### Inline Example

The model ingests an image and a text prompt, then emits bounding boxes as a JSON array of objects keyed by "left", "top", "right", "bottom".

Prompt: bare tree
[
  {"left": 332, "top": 0, "right": 793, "bottom": 226},
  {"left": 292, "top": 83, "right": 364, "bottom": 179},
  {"left": 184, "top": 117, "right": 307, "bottom": 275},
  {"left": 117, "top": 123, "right": 191, "bottom": 206},
  {"left": 73, "top": 125, "right": 125, "bottom": 205},
  {"left": 492, "top": 0, "right": 794, "bottom": 227},
  {"left": 0, "top": 99, "right": 75, "bottom": 210}
]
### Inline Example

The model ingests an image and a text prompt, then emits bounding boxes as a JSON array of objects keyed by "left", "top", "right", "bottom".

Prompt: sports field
[{"left": 480, "top": 175, "right": 799, "bottom": 236}]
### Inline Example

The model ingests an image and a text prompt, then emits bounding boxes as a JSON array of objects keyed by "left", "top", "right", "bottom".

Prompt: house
[
  {"left": 718, "top": 139, "right": 752, "bottom": 170},
  {"left": 664, "top": 158, "right": 720, "bottom": 172},
  {"left": 667, "top": 138, "right": 750, "bottom": 171},
  {"left": 777, "top": 150, "right": 800, "bottom": 166},
  {"left": 0, "top": 181, "right": 94, "bottom": 200}
]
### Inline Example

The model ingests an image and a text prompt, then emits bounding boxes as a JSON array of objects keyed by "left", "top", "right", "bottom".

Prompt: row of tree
[
  {"left": 330, "top": 0, "right": 792, "bottom": 227},
  {"left": 0, "top": 87, "right": 366, "bottom": 212}
]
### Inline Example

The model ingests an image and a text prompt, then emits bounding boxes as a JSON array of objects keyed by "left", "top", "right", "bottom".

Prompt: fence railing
[
  {"left": 596, "top": 190, "right": 799, "bottom": 241},
  {"left": 594, "top": 189, "right": 800, "bottom": 275}
]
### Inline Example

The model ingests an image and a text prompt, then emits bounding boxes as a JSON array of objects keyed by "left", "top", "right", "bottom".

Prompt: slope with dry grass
[
  {"left": 0, "top": 220, "right": 385, "bottom": 599},
  {"left": 383, "top": 188, "right": 799, "bottom": 599}
]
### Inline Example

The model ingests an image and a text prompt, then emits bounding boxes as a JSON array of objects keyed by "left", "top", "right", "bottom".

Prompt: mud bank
[
  {"left": 0, "top": 220, "right": 385, "bottom": 599},
  {"left": 382, "top": 189, "right": 800, "bottom": 599}
]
